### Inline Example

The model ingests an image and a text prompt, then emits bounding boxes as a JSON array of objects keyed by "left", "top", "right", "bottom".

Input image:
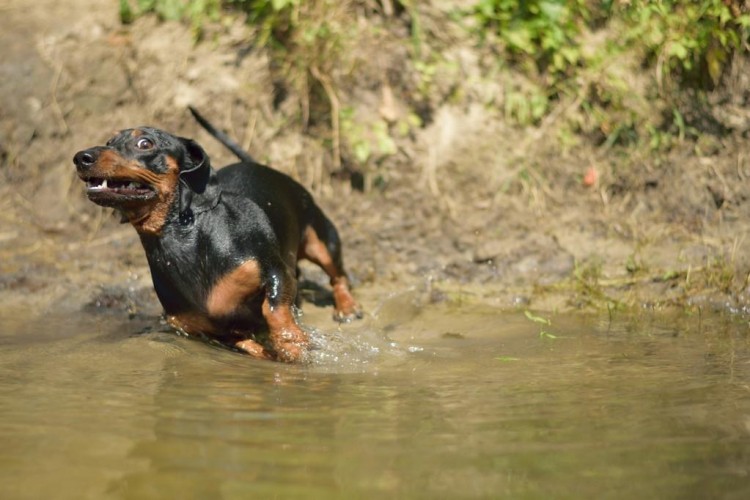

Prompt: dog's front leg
[{"left": 260, "top": 267, "right": 309, "bottom": 363}]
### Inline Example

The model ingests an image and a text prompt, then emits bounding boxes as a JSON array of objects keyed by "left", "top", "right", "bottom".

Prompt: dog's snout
[
  {"left": 73, "top": 149, "right": 98, "bottom": 170},
  {"left": 73, "top": 148, "right": 99, "bottom": 172}
]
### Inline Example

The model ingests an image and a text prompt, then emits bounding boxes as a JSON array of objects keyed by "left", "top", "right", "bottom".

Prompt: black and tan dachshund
[{"left": 73, "top": 108, "right": 361, "bottom": 362}]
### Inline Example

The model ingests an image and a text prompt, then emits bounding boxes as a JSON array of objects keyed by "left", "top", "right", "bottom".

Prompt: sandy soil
[{"left": 2, "top": 0, "right": 750, "bottom": 323}]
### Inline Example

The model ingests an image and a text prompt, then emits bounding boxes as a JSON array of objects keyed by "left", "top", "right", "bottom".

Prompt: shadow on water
[{"left": 1, "top": 293, "right": 750, "bottom": 498}]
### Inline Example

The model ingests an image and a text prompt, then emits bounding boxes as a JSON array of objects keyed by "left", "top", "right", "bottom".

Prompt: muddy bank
[{"left": 2, "top": 0, "right": 750, "bottom": 320}]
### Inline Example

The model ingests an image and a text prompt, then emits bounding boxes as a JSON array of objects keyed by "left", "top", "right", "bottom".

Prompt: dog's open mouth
[{"left": 84, "top": 177, "right": 157, "bottom": 204}]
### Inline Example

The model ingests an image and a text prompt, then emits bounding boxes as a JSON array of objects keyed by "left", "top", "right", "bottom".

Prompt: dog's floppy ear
[{"left": 178, "top": 138, "right": 215, "bottom": 214}]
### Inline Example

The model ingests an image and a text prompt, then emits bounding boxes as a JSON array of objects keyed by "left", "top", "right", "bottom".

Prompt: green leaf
[
  {"left": 353, "top": 142, "right": 370, "bottom": 164},
  {"left": 496, "top": 356, "right": 520, "bottom": 362},
  {"left": 736, "top": 15, "right": 750, "bottom": 28},
  {"left": 477, "top": 0, "right": 496, "bottom": 20},
  {"left": 504, "top": 27, "right": 534, "bottom": 54},
  {"left": 667, "top": 41, "right": 688, "bottom": 60},
  {"left": 524, "top": 310, "right": 551, "bottom": 325},
  {"left": 539, "top": 1, "right": 566, "bottom": 23},
  {"left": 271, "top": 0, "right": 294, "bottom": 11},
  {"left": 120, "top": 0, "right": 135, "bottom": 24}
]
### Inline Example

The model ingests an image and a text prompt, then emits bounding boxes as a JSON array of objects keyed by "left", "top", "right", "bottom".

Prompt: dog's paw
[{"left": 333, "top": 306, "right": 364, "bottom": 324}]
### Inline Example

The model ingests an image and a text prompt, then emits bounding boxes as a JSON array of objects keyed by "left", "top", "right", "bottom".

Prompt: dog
[{"left": 73, "top": 108, "right": 361, "bottom": 362}]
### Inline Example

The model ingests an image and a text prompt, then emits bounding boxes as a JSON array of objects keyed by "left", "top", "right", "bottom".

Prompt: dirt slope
[{"left": 2, "top": 0, "right": 750, "bottom": 318}]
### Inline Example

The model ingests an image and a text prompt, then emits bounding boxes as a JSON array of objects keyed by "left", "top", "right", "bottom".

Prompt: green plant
[
  {"left": 119, "top": 0, "right": 221, "bottom": 36},
  {"left": 471, "top": 1, "right": 611, "bottom": 130},
  {"left": 119, "top": 0, "right": 407, "bottom": 174},
  {"left": 237, "top": 1, "right": 359, "bottom": 169},
  {"left": 470, "top": 0, "right": 750, "bottom": 146},
  {"left": 504, "top": 85, "right": 549, "bottom": 125},
  {"left": 473, "top": 1, "right": 608, "bottom": 77},
  {"left": 340, "top": 108, "right": 397, "bottom": 165},
  {"left": 117, "top": 0, "right": 750, "bottom": 177},
  {"left": 704, "top": 256, "right": 737, "bottom": 293},
  {"left": 523, "top": 310, "right": 558, "bottom": 339},
  {"left": 622, "top": 0, "right": 750, "bottom": 89}
]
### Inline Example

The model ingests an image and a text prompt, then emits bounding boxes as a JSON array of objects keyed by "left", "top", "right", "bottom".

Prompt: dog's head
[{"left": 73, "top": 127, "right": 219, "bottom": 234}]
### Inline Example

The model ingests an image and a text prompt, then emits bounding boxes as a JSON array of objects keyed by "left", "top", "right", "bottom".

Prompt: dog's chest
[{"left": 140, "top": 229, "right": 218, "bottom": 310}]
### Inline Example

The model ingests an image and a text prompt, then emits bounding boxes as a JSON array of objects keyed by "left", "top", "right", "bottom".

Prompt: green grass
[{"left": 118, "top": 0, "right": 750, "bottom": 168}]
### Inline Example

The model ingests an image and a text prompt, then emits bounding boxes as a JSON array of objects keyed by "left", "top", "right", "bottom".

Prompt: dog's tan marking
[
  {"left": 299, "top": 225, "right": 361, "bottom": 319},
  {"left": 234, "top": 338, "right": 274, "bottom": 360},
  {"left": 168, "top": 311, "right": 275, "bottom": 360},
  {"left": 262, "top": 299, "right": 308, "bottom": 363},
  {"left": 167, "top": 312, "right": 217, "bottom": 336},
  {"left": 94, "top": 151, "right": 179, "bottom": 235},
  {"left": 206, "top": 259, "right": 263, "bottom": 318}
]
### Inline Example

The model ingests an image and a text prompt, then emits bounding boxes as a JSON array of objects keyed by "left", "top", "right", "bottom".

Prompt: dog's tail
[{"left": 188, "top": 106, "right": 255, "bottom": 164}]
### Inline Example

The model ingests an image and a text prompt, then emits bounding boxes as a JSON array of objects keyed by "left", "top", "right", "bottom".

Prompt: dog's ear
[{"left": 178, "top": 138, "right": 212, "bottom": 214}]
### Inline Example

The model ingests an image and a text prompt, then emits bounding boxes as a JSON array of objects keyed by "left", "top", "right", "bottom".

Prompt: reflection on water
[{"left": 1, "top": 300, "right": 749, "bottom": 499}]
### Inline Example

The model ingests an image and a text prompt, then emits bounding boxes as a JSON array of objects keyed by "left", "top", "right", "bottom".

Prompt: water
[{"left": 1, "top": 299, "right": 749, "bottom": 499}]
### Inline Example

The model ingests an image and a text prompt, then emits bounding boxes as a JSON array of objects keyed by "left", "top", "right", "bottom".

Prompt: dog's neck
[
  {"left": 122, "top": 202, "right": 177, "bottom": 236},
  {"left": 183, "top": 176, "right": 222, "bottom": 216},
  {"left": 125, "top": 181, "right": 222, "bottom": 236}
]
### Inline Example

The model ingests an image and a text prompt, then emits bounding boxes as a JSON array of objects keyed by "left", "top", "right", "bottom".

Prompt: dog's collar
[
  {"left": 178, "top": 190, "right": 221, "bottom": 225},
  {"left": 191, "top": 190, "right": 221, "bottom": 215}
]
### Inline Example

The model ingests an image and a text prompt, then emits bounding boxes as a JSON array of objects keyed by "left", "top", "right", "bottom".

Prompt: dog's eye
[{"left": 136, "top": 138, "right": 154, "bottom": 150}]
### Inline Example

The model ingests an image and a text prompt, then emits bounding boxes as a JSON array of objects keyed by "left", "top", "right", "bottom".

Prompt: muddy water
[{"left": 1, "top": 295, "right": 750, "bottom": 499}]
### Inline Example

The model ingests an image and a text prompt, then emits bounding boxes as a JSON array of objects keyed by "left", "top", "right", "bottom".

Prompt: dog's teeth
[{"left": 86, "top": 178, "right": 151, "bottom": 194}]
